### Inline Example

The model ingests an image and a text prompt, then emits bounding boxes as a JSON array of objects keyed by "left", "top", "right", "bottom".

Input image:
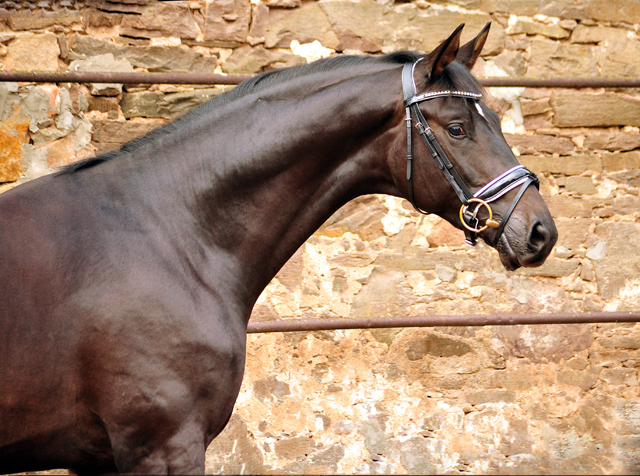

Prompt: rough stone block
[
  {"left": 610, "top": 170, "right": 640, "bottom": 187},
  {"left": 96, "top": 0, "right": 155, "bottom": 14},
  {"left": 593, "top": 222, "right": 640, "bottom": 301},
  {"left": 319, "top": 195, "right": 387, "bottom": 240},
  {"left": 264, "top": 1, "right": 504, "bottom": 54},
  {"left": 399, "top": 437, "right": 434, "bottom": 474},
  {"left": 571, "top": 24, "right": 629, "bottom": 44},
  {"left": 545, "top": 195, "right": 593, "bottom": 218},
  {"left": 465, "top": 389, "right": 515, "bottom": 405},
  {"left": 204, "top": 0, "right": 252, "bottom": 45},
  {"left": 275, "top": 247, "right": 304, "bottom": 291},
  {"left": 617, "top": 401, "right": 640, "bottom": 434},
  {"left": 500, "top": 418, "right": 534, "bottom": 455},
  {"left": 494, "top": 324, "right": 594, "bottom": 363},
  {"left": 600, "top": 40, "right": 640, "bottom": 78},
  {"left": 603, "top": 151, "right": 640, "bottom": 172},
  {"left": 613, "top": 194, "right": 640, "bottom": 216},
  {"left": 8, "top": 12, "right": 81, "bottom": 31},
  {"left": 310, "top": 444, "right": 345, "bottom": 470},
  {"left": 494, "top": 0, "right": 539, "bottom": 15},
  {"left": 556, "top": 370, "right": 598, "bottom": 390},
  {"left": 350, "top": 267, "right": 407, "bottom": 318},
  {"left": 505, "top": 133, "right": 574, "bottom": 155},
  {"left": 426, "top": 219, "right": 466, "bottom": 248},
  {"left": 91, "top": 120, "right": 162, "bottom": 153},
  {"left": 120, "top": 3, "right": 198, "bottom": 39},
  {"left": 120, "top": 88, "right": 226, "bottom": 120},
  {"left": 552, "top": 91, "right": 640, "bottom": 128},
  {"left": 585, "top": 135, "right": 640, "bottom": 153},
  {"left": 564, "top": 176, "right": 597, "bottom": 195},
  {"left": 521, "top": 98, "right": 552, "bottom": 116},
  {"left": 600, "top": 368, "right": 638, "bottom": 386},
  {"left": 564, "top": 355, "right": 589, "bottom": 370},
  {"left": 222, "top": 45, "right": 306, "bottom": 75},
  {"left": 609, "top": 336, "right": 640, "bottom": 350},
  {"left": 527, "top": 40, "right": 597, "bottom": 78},
  {"left": 68, "top": 35, "right": 217, "bottom": 73},
  {"left": 518, "top": 154, "right": 602, "bottom": 175},
  {"left": 554, "top": 218, "right": 591, "bottom": 251},
  {"left": 359, "top": 418, "right": 388, "bottom": 456},
  {"left": 523, "top": 112, "right": 554, "bottom": 130},
  {"left": 253, "top": 374, "right": 291, "bottom": 403},
  {"left": 0, "top": 120, "right": 29, "bottom": 182},
  {"left": 541, "top": 0, "right": 640, "bottom": 23},
  {"left": 84, "top": 9, "right": 124, "bottom": 28},
  {"left": 510, "top": 19, "right": 569, "bottom": 39},
  {"left": 405, "top": 333, "right": 471, "bottom": 360},
  {"left": 490, "top": 51, "right": 527, "bottom": 77},
  {"left": 318, "top": 0, "right": 389, "bottom": 53},
  {"left": 44, "top": 133, "right": 77, "bottom": 169},
  {"left": 264, "top": 3, "right": 339, "bottom": 50},
  {"left": 4, "top": 32, "right": 60, "bottom": 71}
]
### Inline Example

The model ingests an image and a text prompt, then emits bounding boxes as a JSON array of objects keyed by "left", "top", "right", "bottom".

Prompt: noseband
[{"left": 402, "top": 61, "right": 539, "bottom": 246}]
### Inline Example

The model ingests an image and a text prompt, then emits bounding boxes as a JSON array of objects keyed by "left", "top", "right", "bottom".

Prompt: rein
[{"left": 402, "top": 61, "right": 539, "bottom": 246}]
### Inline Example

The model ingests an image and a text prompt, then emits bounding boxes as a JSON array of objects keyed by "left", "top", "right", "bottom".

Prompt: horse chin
[{"left": 495, "top": 237, "right": 522, "bottom": 271}]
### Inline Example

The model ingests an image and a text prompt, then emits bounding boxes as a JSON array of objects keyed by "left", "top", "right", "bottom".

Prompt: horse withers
[{"left": 0, "top": 24, "right": 556, "bottom": 474}]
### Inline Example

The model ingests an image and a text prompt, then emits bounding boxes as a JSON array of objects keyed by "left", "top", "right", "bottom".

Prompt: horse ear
[
  {"left": 456, "top": 22, "right": 491, "bottom": 70},
  {"left": 420, "top": 23, "right": 464, "bottom": 82}
]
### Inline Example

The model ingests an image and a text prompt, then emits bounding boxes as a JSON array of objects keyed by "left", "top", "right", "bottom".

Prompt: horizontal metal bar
[
  {"left": 247, "top": 312, "right": 640, "bottom": 333},
  {"left": 481, "top": 77, "right": 640, "bottom": 88},
  {"left": 1, "top": 71, "right": 640, "bottom": 89},
  {"left": 0, "top": 71, "right": 252, "bottom": 85}
]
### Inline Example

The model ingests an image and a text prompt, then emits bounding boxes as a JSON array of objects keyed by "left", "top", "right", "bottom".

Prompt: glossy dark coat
[{"left": 0, "top": 25, "right": 557, "bottom": 474}]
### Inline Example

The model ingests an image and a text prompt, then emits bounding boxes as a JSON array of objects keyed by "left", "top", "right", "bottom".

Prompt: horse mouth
[{"left": 494, "top": 224, "right": 557, "bottom": 271}]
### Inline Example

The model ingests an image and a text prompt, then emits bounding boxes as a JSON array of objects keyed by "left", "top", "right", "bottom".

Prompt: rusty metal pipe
[
  {"left": 1, "top": 71, "right": 640, "bottom": 89},
  {"left": 0, "top": 71, "right": 252, "bottom": 85},
  {"left": 480, "top": 77, "right": 640, "bottom": 88},
  {"left": 247, "top": 312, "right": 640, "bottom": 333}
]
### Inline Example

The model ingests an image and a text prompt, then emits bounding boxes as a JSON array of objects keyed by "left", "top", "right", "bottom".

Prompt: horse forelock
[{"left": 433, "top": 61, "right": 484, "bottom": 96}]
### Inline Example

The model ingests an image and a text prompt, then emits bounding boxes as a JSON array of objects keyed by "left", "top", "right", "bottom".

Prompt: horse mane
[{"left": 59, "top": 50, "right": 481, "bottom": 175}]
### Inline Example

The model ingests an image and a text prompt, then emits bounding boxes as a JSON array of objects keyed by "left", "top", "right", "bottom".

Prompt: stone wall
[{"left": 1, "top": 0, "right": 640, "bottom": 474}]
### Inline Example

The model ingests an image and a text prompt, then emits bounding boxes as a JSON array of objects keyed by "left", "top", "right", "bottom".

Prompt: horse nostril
[{"left": 528, "top": 221, "right": 550, "bottom": 254}]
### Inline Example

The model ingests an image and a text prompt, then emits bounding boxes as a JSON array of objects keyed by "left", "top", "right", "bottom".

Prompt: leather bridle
[{"left": 402, "top": 60, "right": 539, "bottom": 246}]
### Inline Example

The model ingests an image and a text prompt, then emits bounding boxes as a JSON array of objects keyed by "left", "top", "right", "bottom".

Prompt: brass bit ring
[{"left": 460, "top": 198, "right": 500, "bottom": 233}]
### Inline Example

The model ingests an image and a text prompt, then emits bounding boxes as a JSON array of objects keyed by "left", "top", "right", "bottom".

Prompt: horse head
[{"left": 394, "top": 23, "right": 557, "bottom": 270}]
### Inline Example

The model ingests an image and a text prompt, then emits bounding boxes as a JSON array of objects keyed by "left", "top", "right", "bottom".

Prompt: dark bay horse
[{"left": 0, "top": 24, "right": 556, "bottom": 474}]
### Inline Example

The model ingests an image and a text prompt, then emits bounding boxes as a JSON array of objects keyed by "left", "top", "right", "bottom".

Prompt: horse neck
[{"left": 150, "top": 65, "right": 404, "bottom": 307}]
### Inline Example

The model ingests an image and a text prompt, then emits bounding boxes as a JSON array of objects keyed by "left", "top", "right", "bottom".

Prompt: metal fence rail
[
  {"left": 2, "top": 71, "right": 640, "bottom": 89},
  {"left": 246, "top": 312, "right": 640, "bottom": 333}
]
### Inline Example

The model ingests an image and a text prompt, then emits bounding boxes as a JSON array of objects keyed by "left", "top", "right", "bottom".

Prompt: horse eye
[{"left": 448, "top": 125, "right": 466, "bottom": 137}]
